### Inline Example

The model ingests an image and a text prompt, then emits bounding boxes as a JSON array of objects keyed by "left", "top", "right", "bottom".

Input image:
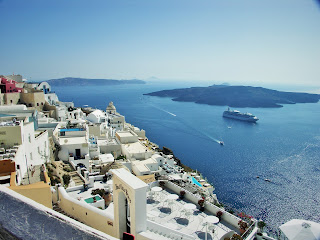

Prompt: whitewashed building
[
  {"left": 57, "top": 124, "right": 90, "bottom": 165},
  {"left": 0, "top": 117, "right": 49, "bottom": 185}
]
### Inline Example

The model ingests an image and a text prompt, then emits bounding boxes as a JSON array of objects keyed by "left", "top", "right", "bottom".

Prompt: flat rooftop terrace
[
  {"left": 59, "top": 136, "right": 87, "bottom": 145},
  {"left": 123, "top": 141, "right": 148, "bottom": 153},
  {"left": 146, "top": 187, "right": 240, "bottom": 240}
]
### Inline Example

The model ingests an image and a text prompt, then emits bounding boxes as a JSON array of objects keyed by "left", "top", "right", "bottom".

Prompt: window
[
  {"left": 37, "top": 103, "right": 39, "bottom": 106},
  {"left": 28, "top": 134, "right": 31, "bottom": 143},
  {"left": 30, "top": 153, "right": 33, "bottom": 160}
]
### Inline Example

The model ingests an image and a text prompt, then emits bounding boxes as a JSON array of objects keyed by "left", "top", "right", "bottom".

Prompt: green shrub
[
  {"left": 62, "top": 174, "right": 71, "bottom": 186},
  {"left": 91, "top": 188, "right": 107, "bottom": 197},
  {"left": 116, "top": 155, "right": 126, "bottom": 160},
  {"left": 63, "top": 167, "right": 72, "bottom": 172}
]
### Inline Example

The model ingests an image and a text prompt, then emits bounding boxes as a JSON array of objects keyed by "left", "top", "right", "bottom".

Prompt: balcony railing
[{"left": 242, "top": 221, "right": 256, "bottom": 239}]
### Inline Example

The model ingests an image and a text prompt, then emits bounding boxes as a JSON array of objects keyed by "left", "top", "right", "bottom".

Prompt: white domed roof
[{"left": 90, "top": 109, "right": 104, "bottom": 117}]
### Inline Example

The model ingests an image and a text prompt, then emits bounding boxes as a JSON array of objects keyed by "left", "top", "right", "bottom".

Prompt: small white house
[
  {"left": 86, "top": 110, "right": 107, "bottom": 124},
  {"left": 115, "top": 131, "right": 138, "bottom": 144}
]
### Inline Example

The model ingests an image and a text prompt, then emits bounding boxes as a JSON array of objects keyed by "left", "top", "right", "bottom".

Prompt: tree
[{"left": 62, "top": 174, "right": 70, "bottom": 186}]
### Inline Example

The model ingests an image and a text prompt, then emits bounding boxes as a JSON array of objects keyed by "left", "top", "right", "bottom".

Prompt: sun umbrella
[{"left": 279, "top": 219, "right": 320, "bottom": 240}]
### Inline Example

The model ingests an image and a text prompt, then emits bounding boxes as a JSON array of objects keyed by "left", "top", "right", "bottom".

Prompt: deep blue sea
[{"left": 52, "top": 81, "right": 320, "bottom": 234}]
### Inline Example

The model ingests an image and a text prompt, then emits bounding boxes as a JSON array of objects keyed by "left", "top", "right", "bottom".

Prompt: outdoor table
[
  {"left": 181, "top": 203, "right": 196, "bottom": 220},
  {"left": 204, "top": 216, "right": 219, "bottom": 240},
  {"left": 165, "top": 194, "right": 179, "bottom": 209},
  {"left": 167, "top": 194, "right": 179, "bottom": 201},
  {"left": 151, "top": 186, "right": 162, "bottom": 192},
  {"left": 184, "top": 203, "right": 196, "bottom": 210}
]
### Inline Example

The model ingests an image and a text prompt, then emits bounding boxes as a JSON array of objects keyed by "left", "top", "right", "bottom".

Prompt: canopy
[{"left": 279, "top": 219, "right": 320, "bottom": 240}]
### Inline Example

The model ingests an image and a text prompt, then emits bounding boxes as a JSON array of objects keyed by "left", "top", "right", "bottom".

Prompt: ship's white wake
[
  {"left": 149, "top": 104, "right": 176, "bottom": 117},
  {"left": 148, "top": 103, "right": 222, "bottom": 144}
]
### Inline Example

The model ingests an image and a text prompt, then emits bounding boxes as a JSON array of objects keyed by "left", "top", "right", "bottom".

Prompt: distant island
[
  {"left": 144, "top": 85, "right": 320, "bottom": 108},
  {"left": 45, "top": 77, "right": 145, "bottom": 86}
]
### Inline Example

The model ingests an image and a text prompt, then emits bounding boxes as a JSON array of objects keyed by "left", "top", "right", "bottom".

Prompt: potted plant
[
  {"left": 216, "top": 210, "right": 223, "bottom": 220},
  {"left": 231, "top": 234, "right": 243, "bottom": 240},
  {"left": 198, "top": 199, "right": 205, "bottom": 211},
  {"left": 256, "top": 220, "right": 266, "bottom": 240},
  {"left": 179, "top": 190, "right": 186, "bottom": 199},
  {"left": 159, "top": 181, "right": 165, "bottom": 189},
  {"left": 238, "top": 220, "right": 248, "bottom": 235},
  {"left": 257, "top": 220, "right": 266, "bottom": 233}
]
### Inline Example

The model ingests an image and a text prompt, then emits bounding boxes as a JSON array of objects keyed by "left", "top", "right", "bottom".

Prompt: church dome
[{"left": 106, "top": 102, "right": 116, "bottom": 111}]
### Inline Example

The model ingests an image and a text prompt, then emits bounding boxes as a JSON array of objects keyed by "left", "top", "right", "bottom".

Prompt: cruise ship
[{"left": 223, "top": 107, "right": 259, "bottom": 122}]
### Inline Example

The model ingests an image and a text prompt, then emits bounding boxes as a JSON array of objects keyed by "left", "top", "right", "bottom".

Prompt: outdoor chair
[
  {"left": 167, "top": 199, "right": 176, "bottom": 210},
  {"left": 147, "top": 191, "right": 154, "bottom": 200},
  {"left": 184, "top": 210, "right": 194, "bottom": 222},
  {"left": 179, "top": 209, "right": 187, "bottom": 218}
]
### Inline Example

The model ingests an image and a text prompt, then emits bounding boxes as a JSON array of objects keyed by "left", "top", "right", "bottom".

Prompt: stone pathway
[{"left": 21, "top": 165, "right": 44, "bottom": 185}]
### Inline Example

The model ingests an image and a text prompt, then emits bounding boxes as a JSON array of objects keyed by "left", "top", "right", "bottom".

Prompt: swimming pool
[
  {"left": 191, "top": 176, "right": 202, "bottom": 187},
  {"left": 84, "top": 195, "right": 102, "bottom": 203},
  {"left": 60, "top": 128, "right": 85, "bottom": 132}
]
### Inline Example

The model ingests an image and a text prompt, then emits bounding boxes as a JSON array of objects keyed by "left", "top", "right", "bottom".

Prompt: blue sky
[{"left": 0, "top": 0, "right": 319, "bottom": 86}]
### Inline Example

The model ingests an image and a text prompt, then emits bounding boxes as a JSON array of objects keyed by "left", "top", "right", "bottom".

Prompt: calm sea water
[{"left": 52, "top": 81, "right": 320, "bottom": 233}]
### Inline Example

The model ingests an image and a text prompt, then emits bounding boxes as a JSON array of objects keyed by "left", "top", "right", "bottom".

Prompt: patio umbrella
[{"left": 279, "top": 219, "right": 320, "bottom": 240}]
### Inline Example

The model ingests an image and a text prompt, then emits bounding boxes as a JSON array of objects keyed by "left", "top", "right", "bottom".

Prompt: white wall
[
  {"left": 57, "top": 186, "right": 116, "bottom": 236},
  {"left": 44, "top": 93, "right": 59, "bottom": 105},
  {"left": 0, "top": 186, "right": 117, "bottom": 240},
  {"left": 36, "top": 82, "right": 50, "bottom": 91},
  {"left": 116, "top": 131, "right": 138, "bottom": 144},
  {"left": 0, "top": 105, "right": 27, "bottom": 111},
  {"left": 59, "top": 129, "right": 87, "bottom": 138},
  {"left": 12, "top": 146, "right": 24, "bottom": 185},
  {"left": 56, "top": 106, "right": 67, "bottom": 121},
  {"left": 59, "top": 143, "right": 89, "bottom": 161},
  {"left": 34, "top": 130, "right": 50, "bottom": 164},
  {"left": 19, "top": 122, "right": 49, "bottom": 179}
]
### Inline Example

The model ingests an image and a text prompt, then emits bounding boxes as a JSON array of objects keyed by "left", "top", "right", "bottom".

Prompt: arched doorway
[
  {"left": 117, "top": 191, "right": 131, "bottom": 237},
  {"left": 112, "top": 168, "right": 148, "bottom": 239}
]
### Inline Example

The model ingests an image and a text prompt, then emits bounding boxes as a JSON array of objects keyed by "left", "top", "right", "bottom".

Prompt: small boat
[
  {"left": 219, "top": 141, "right": 224, "bottom": 146},
  {"left": 264, "top": 179, "right": 271, "bottom": 182},
  {"left": 256, "top": 176, "right": 260, "bottom": 178},
  {"left": 228, "top": 126, "right": 232, "bottom": 129}
]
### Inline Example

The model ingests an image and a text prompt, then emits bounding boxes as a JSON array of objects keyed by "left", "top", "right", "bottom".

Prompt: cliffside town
[{"left": 0, "top": 75, "right": 271, "bottom": 240}]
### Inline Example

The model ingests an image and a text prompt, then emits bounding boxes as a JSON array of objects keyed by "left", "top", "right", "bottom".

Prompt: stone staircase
[
  {"left": 69, "top": 171, "right": 84, "bottom": 185},
  {"left": 21, "top": 165, "right": 44, "bottom": 185},
  {"left": 53, "top": 161, "right": 84, "bottom": 186},
  {"left": 52, "top": 203, "right": 84, "bottom": 224}
]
